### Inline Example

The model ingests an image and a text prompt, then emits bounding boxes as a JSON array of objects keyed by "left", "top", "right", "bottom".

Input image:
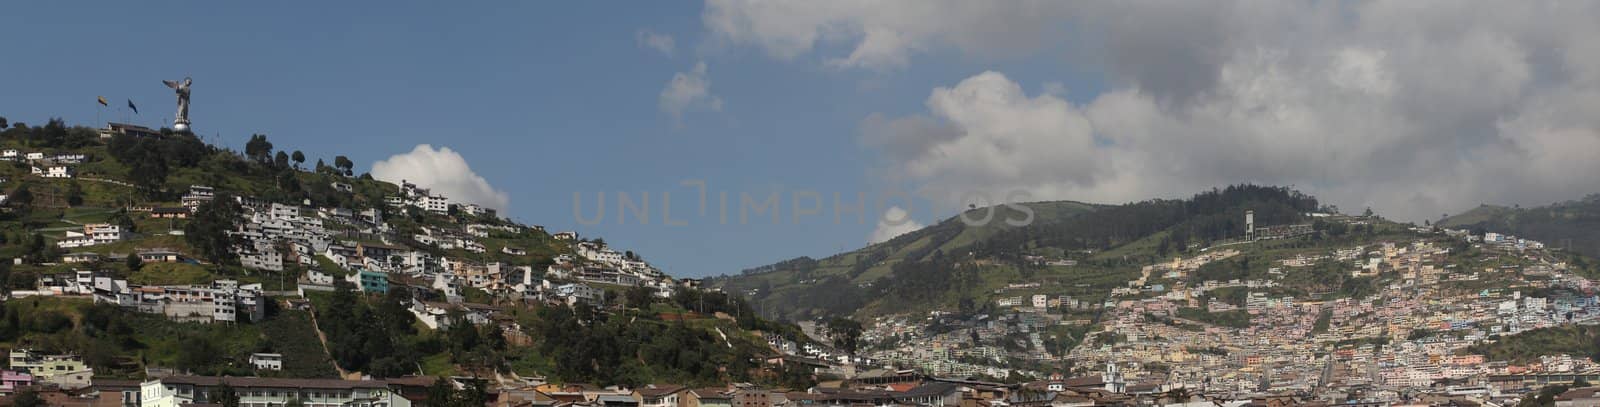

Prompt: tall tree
[
  {"left": 208, "top": 382, "right": 240, "bottom": 407},
  {"left": 826, "top": 317, "right": 863, "bottom": 354},
  {"left": 245, "top": 134, "right": 273, "bottom": 163},
  {"left": 184, "top": 194, "right": 244, "bottom": 265},
  {"left": 334, "top": 155, "right": 354, "bottom": 176},
  {"left": 291, "top": 150, "right": 306, "bottom": 168},
  {"left": 66, "top": 182, "right": 84, "bottom": 206},
  {"left": 4, "top": 185, "right": 31, "bottom": 213},
  {"left": 126, "top": 142, "right": 169, "bottom": 196},
  {"left": 625, "top": 285, "right": 655, "bottom": 309}
]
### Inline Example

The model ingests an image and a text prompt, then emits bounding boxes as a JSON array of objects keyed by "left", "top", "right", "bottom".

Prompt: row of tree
[
  {"left": 320, "top": 282, "right": 424, "bottom": 377},
  {"left": 0, "top": 118, "right": 99, "bottom": 149}
]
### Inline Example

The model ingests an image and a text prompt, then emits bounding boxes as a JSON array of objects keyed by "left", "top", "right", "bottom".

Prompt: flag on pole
[
  {"left": 127, "top": 99, "right": 138, "bottom": 114},
  {"left": 98, "top": 96, "right": 108, "bottom": 106}
]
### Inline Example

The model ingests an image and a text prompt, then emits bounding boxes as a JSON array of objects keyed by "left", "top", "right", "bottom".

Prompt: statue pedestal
[{"left": 173, "top": 120, "right": 191, "bottom": 133}]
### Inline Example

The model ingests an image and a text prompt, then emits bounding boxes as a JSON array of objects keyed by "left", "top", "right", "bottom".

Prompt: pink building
[{"left": 0, "top": 370, "right": 33, "bottom": 394}]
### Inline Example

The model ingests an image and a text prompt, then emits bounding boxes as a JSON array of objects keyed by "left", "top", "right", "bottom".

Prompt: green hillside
[
  {"left": 0, "top": 118, "right": 812, "bottom": 387},
  {"left": 1438, "top": 204, "right": 1515, "bottom": 228},
  {"left": 716, "top": 185, "right": 1331, "bottom": 321},
  {"left": 713, "top": 201, "right": 1100, "bottom": 319},
  {"left": 1440, "top": 195, "right": 1600, "bottom": 259}
]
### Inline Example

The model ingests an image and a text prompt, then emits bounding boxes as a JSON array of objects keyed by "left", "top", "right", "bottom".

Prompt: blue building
[{"left": 347, "top": 270, "right": 388, "bottom": 295}]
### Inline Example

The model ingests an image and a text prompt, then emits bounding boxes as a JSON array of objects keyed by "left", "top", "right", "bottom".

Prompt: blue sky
[
  {"left": 8, "top": 2, "right": 1600, "bottom": 277},
  {"left": 0, "top": 2, "right": 1097, "bottom": 277}
]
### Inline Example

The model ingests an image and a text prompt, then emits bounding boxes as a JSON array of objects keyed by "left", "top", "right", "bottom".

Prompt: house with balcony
[
  {"left": 0, "top": 370, "right": 33, "bottom": 394},
  {"left": 635, "top": 385, "right": 685, "bottom": 407},
  {"left": 8, "top": 349, "right": 92, "bottom": 390},
  {"left": 56, "top": 224, "right": 128, "bottom": 248},
  {"left": 249, "top": 353, "right": 284, "bottom": 371}
]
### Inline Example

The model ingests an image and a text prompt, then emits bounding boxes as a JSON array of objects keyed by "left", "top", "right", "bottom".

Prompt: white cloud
[
  {"left": 703, "top": 0, "right": 1072, "bottom": 71},
  {"left": 835, "top": 2, "right": 1600, "bottom": 221},
  {"left": 370, "top": 145, "right": 510, "bottom": 211},
  {"left": 869, "top": 206, "right": 925, "bottom": 244},
  {"left": 659, "top": 61, "right": 724, "bottom": 125},
  {"left": 636, "top": 29, "right": 676, "bottom": 56}
]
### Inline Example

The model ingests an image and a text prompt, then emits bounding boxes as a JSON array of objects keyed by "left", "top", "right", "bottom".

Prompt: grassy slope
[
  {"left": 1438, "top": 205, "right": 1514, "bottom": 228},
  {"left": 1465, "top": 325, "right": 1600, "bottom": 364},
  {"left": 0, "top": 296, "right": 333, "bottom": 378},
  {"left": 727, "top": 196, "right": 1444, "bottom": 322},
  {"left": 1439, "top": 196, "right": 1600, "bottom": 259},
  {"left": 715, "top": 201, "right": 1103, "bottom": 319}
]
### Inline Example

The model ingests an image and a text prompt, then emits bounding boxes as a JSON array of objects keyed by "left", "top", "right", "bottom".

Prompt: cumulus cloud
[
  {"left": 636, "top": 29, "right": 676, "bottom": 56},
  {"left": 370, "top": 145, "right": 510, "bottom": 211},
  {"left": 791, "top": 1, "right": 1600, "bottom": 221},
  {"left": 659, "top": 61, "right": 724, "bottom": 125},
  {"left": 703, "top": 0, "right": 1070, "bottom": 71},
  {"left": 869, "top": 206, "right": 926, "bottom": 244}
]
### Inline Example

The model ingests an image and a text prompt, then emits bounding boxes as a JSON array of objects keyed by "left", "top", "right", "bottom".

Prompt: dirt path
[
  {"left": 306, "top": 307, "right": 356, "bottom": 379},
  {"left": 79, "top": 177, "right": 137, "bottom": 189}
]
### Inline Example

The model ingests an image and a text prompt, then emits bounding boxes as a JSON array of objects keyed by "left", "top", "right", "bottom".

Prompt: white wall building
[
  {"left": 248, "top": 353, "right": 283, "bottom": 371},
  {"left": 139, "top": 376, "right": 413, "bottom": 407}
]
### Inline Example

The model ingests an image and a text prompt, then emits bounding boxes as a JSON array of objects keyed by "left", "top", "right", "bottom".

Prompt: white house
[
  {"left": 421, "top": 195, "right": 449, "bottom": 214},
  {"left": 458, "top": 203, "right": 489, "bottom": 217},
  {"left": 410, "top": 301, "right": 454, "bottom": 329},
  {"left": 433, "top": 273, "right": 463, "bottom": 302},
  {"left": 32, "top": 165, "right": 73, "bottom": 178},
  {"left": 9, "top": 349, "right": 94, "bottom": 390},
  {"left": 578, "top": 242, "right": 624, "bottom": 264},
  {"left": 57, "top": 224, "right": 127, "bottom": 248},
  {"left": 555, "top": 283, "right": 603, "bottom": 306},
  {"left": 412, "top": 233, "right": 439, "bottom": 247},
  {"left": 408, "top": 301, "right": 498, "bottom": 329},
  {"left": 181, "top": 185, "right": 215, "bottom": 210},
  {"left": 305, "top": 269, "right": 336, "bottom": 286},
  {"left": 239, "top": 249, "right": 284, "bottom": 272},
  {"left": 397, "top": 250, "right": 436, "bottom": 274},
  {"left": 636, "top": 385, "right": 686, "bottom": 407},
  {"left": 248, "top": 353, "right": 283, "bottom": 371}
]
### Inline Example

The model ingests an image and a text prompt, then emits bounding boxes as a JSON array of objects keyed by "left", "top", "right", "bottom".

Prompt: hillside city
[
  {"left": 854, "top": 225, "right": 1598, "bottom": 402},
  {"left": 4, "top": 124, "right": 1600, "bottom": 407}
]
